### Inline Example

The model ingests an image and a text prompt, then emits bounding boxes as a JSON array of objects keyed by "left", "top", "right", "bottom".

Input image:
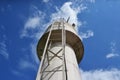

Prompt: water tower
[{"left": 36, "top": 19, "right": 84, "bottom": 80}]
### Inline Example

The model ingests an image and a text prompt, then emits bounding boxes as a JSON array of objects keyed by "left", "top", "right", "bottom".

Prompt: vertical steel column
[{"left": 61, "top": 19, "right": 68, "bottom": 80}]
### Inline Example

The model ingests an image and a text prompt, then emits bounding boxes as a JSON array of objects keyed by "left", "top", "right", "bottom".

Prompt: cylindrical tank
[{"left": 36, "top": 19, "right": 84, "bottom": 80}]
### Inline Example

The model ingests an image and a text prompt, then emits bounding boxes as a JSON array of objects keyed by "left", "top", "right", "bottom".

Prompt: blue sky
[{"left": 0, "top": 0, "right": 120, "bottom": 80}]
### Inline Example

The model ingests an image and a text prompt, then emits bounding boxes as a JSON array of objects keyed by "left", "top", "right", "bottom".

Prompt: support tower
[{"left": 36, "top": 19, "right": 84, "bottom": 80}]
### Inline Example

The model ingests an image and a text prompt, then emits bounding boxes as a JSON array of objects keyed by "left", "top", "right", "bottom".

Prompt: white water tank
[{"left": 36, "top": 19, "right": 84, "bottom": 80}]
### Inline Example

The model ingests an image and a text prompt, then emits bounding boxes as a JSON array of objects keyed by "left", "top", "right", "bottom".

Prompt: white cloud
[
  {"left": 106, "top": 53, "right": 119, "bottom": 59},
  {"left": 88, "top": 0, "right": 96, "bottom": 3},
  {"left": 25, "top": 17, "right": 40, "bottom": 29},
  {"left": 18, "top": 6, "right": 46, "bottom": 75},
  {"left": 18, "top": 58, "right": 37, "bottom": 70},
  {"left": 0, "top": 26, "right": 9, "bottom": 60},
  {"left": 11, "top": 70, "right": 23, "bottom": 76},
  {"left": 81, "top": 68, "right": 120, "bottom": 80},
  {"left": 0, "top": 42, "right": 9, "bottom": 59},
  {"left": 20, "top": 8, "right": 46, "bottom": 38},
  {"left": 30, "top": 43, "right": 39, "bottom": 64},
  {"left": 11, "top": 53, "right": 38, "bottom": 76},
  {"left": 80, "top": 30, "right": 94, "bottom": 40},
  {"left": 70, "top": 0, "right": 96, "bottom": 4},
  {"left": 50, "top": 1, "right": 94, "bottom": 40},
  {"left": 51, "top": 2, "right": 87, "bottom": 30},
  {"left": 43, "top": 0, "right": 49, "bottom": 3},
  {"left": 106, "top": 42, "right": 119, "bottom": 59}
]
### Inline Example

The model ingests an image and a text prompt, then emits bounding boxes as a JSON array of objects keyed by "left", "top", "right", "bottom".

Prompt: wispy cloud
[
  {"left": 11, "top": 53, "right": 38, "bottom": 76},
  {"left": 88, "top": 0, "right": 96, "bottom": 3},
  {"left": 20, "top": 6, "right": 46, "bottom": 38},
  {"left": 51, "top": 2, "right": 87, "bottom": 30},
  {"left": 50, "top": 1, "right": 94, "bottom": 40},
  {"left": 18, "top": 58, "right": 37, "bottom": 70},
  {"left": 15, "top": 6, "right": 46, "bottom": 76},
  {"left": 21, "top": 1, "right": 94, "bottom": 40},
  {"left": 18, "top": 6, "right": 44, "bottom": 76},
  {"left": 80, "top": 30, "right": 94, "bottom": 40},
  {"left": 43, "top": 0, "right": 49, "bottom": 3},
  {"left": 0, "top": 4, "right": 12, "bottom": 13},
  {"left": 30, "top": 43, "right": 39, "bottom": 64},
  {"left": 0, "top": 25, "right": 9, "bottom": 60},
  {"left": 106, "top": 53, "right": 119, "bottom": 59},
  {"left": 20, "top": 6, "right": 45, "bottom": 68},
  {"left": 11, "top": 70, "right": 23, "bottom": 77},
  {"left": 81, "top": 68, "right": 120, "bottom": 80},
  {"left": 25, "top": 17, "right": 40, "bottom": 29},
  {"left": 0, "top": 41, "right": 9, "bottom": 59},
  {"left": 21, "top": 17, "right": 40, "bottom": 38},
  {"left": 106, "top": 42, "right": 119, "bottom": 59},
  {"left": 70, "top": 0, "right": 96, "bottom": 4}
]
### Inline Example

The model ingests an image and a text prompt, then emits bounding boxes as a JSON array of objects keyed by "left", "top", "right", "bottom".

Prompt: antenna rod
[{"left": 67, "top": 17, "right": 70, "bottom": 23}]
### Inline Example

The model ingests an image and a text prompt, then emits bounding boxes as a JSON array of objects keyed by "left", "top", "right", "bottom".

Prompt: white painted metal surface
[
  {"left": 36, "top": 19, "right": 84, "bottom": 80},
  {"left": 45, "top": 20, "right": 77, "bottom": 35},
  {"left": 37, "top": 43, "right": 81, "bottom": 80}
]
